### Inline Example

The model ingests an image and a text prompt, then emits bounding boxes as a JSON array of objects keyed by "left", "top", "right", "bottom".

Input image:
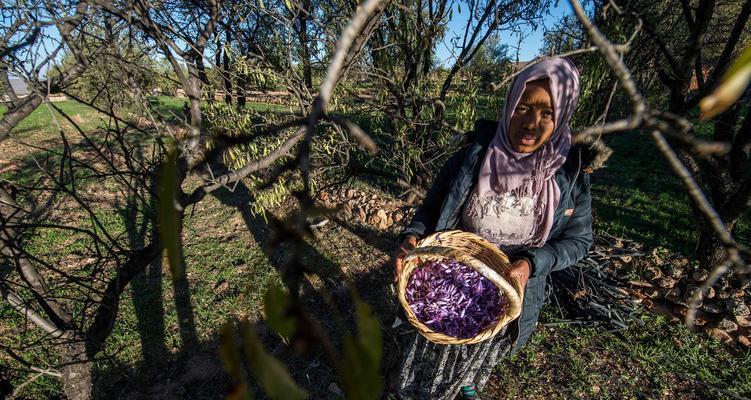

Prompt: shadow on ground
[{"left": 92, "top": 176, "right": 403, "bottom": 399}]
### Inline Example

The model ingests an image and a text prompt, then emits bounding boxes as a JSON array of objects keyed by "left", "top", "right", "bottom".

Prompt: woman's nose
[{"left": 521, "top": 112, "right": 541, "bottom": 130}]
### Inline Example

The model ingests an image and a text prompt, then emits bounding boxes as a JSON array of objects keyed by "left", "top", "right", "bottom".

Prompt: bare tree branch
[{"left": 0, "top": 282, "right": 68, "bottom": 339}]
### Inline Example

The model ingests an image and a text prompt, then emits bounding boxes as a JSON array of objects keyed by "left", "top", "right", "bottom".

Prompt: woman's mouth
[{"left": 518, "top": 134, "right": 537, "bottom": 146}]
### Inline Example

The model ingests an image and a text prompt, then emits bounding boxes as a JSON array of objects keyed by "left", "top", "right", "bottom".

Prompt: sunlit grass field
[{"left": 1, "top": 97, "right": 749, "bottom": 399}]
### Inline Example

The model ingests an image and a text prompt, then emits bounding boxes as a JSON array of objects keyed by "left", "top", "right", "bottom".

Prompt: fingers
[
  {"left": 405, "top": 236, "right": 417, "bottom": 250},
  {"left": 393, "top": 249, "right": 409, "bottom": 283},
  {"left": 393, "top": 237, "right": 417, "bottom": 284},
  {"left": 393, "top": 258, "right": 402, "bottom": 283}
]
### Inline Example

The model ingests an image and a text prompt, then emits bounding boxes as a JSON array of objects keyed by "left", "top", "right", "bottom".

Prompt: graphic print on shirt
[{"left": 461, "top": 186, "right": 538, "bottom": 253}]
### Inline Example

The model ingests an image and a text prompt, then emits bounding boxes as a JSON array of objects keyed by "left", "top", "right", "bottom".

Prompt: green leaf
[
  {"left": 284, "top": 0, "right": 293, "bottom": 11},
  {"left": 258, "top": 0, "right": 265, "bottom": 9},
  {"left": 240, "top": 320, "right": 308, "bottom": 400},
  {"left": 341, "top": 293, "right": 383, "bottom": 400},
  {"left": 219, "top": 321, "right": 254, "bottom": 400},
  {"left": 157, "top": 140, "right": 185, "bottom": 278},
  {"left": 700, "top": 44, "right": 751, "bottom": 120},
  {"left": 264, "top": 283, "right": 296, "bottom": 337},
  {"left": 724, "top": 44, "right": 751, "bottom": 79}
]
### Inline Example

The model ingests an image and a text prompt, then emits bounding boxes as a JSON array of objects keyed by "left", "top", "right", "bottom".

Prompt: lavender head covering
[{"left": 476, "top": 57, "right": 580, "bottom": 247}]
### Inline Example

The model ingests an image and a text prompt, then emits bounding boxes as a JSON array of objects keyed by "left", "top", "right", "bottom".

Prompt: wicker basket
[{"left": 397, "top": 230, "right": 523, "bottom": 345}]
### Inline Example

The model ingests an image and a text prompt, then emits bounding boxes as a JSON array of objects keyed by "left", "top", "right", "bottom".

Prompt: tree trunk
[
  {"left": 59, "top": 340, "right": 92, "bottom": 400},
  {"left": 0, "top": 67, "right": 20, "bottom": 107},
  {"left": 297, "top": 0, "right": 313, "bottom": 90},
  {"left": 0, "top": 93, "right": 43, "bottom": 138},
  {"left": 184, "top": 61, "right": 204, "bottom": 158},
  {"left": 691, "top": 108, "right": 748, "bottom": 270},
  {"left": 237, "top": 72, "right": 247, "bottom": 110},
  {"left": 694, "top": 218, "right": 737, "bottom": 270},
  {"left": 223, "top": 27, "right": 233, "bottom": 105}
]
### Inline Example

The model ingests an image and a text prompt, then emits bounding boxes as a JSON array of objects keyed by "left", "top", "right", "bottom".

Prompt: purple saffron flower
[{"left": 405, "top": 260, "right": 509, "bottom": 338}]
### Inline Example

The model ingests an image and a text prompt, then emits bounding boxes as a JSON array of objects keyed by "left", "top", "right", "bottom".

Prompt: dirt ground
[{"left": 2, "top": 126, "right": 749, "bottom": 399}]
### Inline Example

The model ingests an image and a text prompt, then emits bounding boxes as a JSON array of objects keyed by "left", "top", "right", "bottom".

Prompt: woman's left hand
[{"left": 508, "top": 259, "right": 531, "bottom": 292}]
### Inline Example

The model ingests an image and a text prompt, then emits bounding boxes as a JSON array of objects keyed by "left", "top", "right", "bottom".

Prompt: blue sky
[
  {"left": 435, "top": 0, "right": 574, "bottom": 64},
  {"left": 22, "top": 1, "right": 574, "bottom": 80}
]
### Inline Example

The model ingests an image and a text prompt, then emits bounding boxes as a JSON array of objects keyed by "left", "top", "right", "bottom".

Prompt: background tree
[
  {"left": 359, "top": 0, "right": 549, "bottom": 190},
  {"left": 0, "top": 1, "right": 99, "bottom": 137},
  {"left": 544, "top": 0, "right": 751, "bottom": 269},
  {"left": 466, "top": 33, "right": 512, "bottom": 90},
  {"left": 0, "top": 0, "right": 387, "bottom": 397},
  {"left": 2, "top": 0, "right": 750, "bottom": 398}
]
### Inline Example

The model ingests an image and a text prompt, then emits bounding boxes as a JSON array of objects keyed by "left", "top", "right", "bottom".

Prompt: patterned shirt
[{"left": 461, "top": 184, "right": 538, "bottom": 253}]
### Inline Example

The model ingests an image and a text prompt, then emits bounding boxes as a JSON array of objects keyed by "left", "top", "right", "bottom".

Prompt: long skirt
[{"left": 388, "top": 323, "right": 512, "bottom": 400}]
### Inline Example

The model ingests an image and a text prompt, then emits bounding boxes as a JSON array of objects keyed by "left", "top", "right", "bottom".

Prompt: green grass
[
  {"left": 1, "top": 191, "right": 279, "bottom": 398},
  {"left": 2, "top": 97, "right": 750, "bottom": 399},
  {"left": 493, "top": 310, "right": 751, "bottom": 399},
  {"left": 0, "top": 97, "right": 290, "bottom": 138},
  {"left": 591, "top": 130, "right": 750, "bottom": 254},
  {"left": 0, "top": 100, "right": 104, "bottom": 137}
]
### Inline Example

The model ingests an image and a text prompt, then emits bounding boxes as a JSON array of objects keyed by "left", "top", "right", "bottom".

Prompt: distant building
[
  {"left": 3, "top": 77, "right": 31, "bottom": 102},
  {"left": 8, "top": 77, "right": 30, "bottom": 97},
  {"left": 3, "top": 78, "right": 71, "bottom": 102},
  {"left": 47, "top": 94, "right": 69, "bottom": 102}
]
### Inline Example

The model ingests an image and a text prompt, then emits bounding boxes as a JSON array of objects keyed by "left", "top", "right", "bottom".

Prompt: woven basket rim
[{"left": 397, "top": 230, "right": 523, "bottom": 345}]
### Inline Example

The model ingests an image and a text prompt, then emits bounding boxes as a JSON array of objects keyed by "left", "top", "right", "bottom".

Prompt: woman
[{"left": 389, "top": 57, "right": 593, "bottom": 399}]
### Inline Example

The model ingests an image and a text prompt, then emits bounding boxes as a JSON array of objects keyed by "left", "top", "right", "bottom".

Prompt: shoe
[{"left": 460, "top": 384, "right": 481, "bottom": 399}]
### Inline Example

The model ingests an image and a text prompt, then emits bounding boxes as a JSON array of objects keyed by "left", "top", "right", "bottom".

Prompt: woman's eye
[
  {"left": 542, "top": 111, "right": 554, "bottom": 119},
  {"left": 515, "top": 106, "right": 529, "bottom": 114}
]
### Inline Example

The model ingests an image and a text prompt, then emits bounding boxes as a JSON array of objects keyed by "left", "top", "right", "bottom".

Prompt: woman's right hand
[{"left": 393, "top": 236, "right": 418, "bottom": 283}]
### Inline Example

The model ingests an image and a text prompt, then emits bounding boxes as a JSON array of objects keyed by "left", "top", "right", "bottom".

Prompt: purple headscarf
[{"left": 476, "top": 57, "right": 580, "bottom": 247}]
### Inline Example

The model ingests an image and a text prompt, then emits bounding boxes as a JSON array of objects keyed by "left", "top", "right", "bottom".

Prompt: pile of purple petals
[{"left": 405, "top": 259, "right": 508, "bottom": 339}]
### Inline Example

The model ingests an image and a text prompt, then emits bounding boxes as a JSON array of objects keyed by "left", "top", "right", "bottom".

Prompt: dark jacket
[{"left": 399, "top": 119, "right": 595, "bottom": 351}]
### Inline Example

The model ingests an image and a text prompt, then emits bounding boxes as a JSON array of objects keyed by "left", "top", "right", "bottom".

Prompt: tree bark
[
  {"left": 297, "top": 0, "right": 313, "bottom": 90},
  {"left": 695, "top": 218, "right": 736, "bottom": 269},
  {"left": 1, "top": 187, "right": 72, "bottom": 326},
  {"left": 223, "top": 27, "right": 233, "bottom": 105},
  {"left": 0, "top": 67, "right": 20, "bottom": 107},
  {"left": 0, "top": 93, "right": 42, "bottom": 138},
  {"left": 60, "top": 340, "right": 92, "bottom": 400},
  {"left": 237, "top": 71, "right": 247, "bottom": 110},
  {"left": 184, "top": 60, "right": 204, "bottom": 156}
]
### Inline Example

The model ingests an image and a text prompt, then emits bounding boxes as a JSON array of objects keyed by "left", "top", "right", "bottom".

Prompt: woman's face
[{"left": 508, "top": 79, "right": 555, "bottom": 153}]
